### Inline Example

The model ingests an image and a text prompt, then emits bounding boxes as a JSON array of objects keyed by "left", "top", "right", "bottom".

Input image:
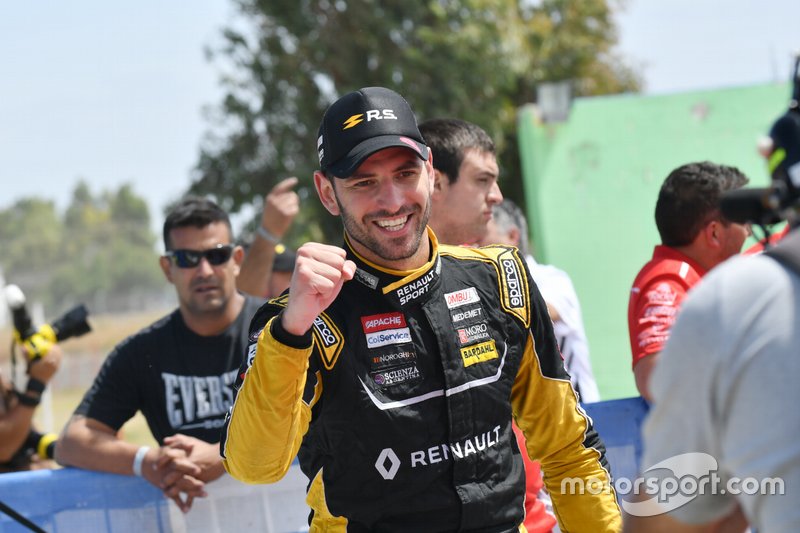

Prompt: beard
[{"left": 335, "top": 192, "right": 432, "bottom": 263}]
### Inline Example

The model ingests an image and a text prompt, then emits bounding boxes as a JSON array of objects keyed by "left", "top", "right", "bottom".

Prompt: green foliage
[
  {"left": 191, "top": 0, "right": 641, "bottom": 244},
  {"left": 0, "top": 182, "right": 165, "bottom": 314}
]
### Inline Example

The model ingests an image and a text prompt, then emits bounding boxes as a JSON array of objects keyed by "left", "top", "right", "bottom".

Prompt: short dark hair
[
  {"left": 418, "top": 118, "right": 495, "bottom": 184},
  {"left": 655, "top": 162, "right": 749, "bottom": 246},
  {"left": 163, "top": 197, "right": 233, "bottom": 250}
]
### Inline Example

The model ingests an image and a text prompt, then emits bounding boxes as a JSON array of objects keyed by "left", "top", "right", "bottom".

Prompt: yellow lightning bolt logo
[{"left": 342, "top": 114, "right": 364, "bottom": 130}]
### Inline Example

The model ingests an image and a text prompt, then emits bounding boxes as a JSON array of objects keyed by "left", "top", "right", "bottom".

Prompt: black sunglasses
[{"left": 165, "top": 244, "right": 234, "bottom": 269}]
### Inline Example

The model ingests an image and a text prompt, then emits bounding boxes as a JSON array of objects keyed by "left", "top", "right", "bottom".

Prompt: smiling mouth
[{"left": 375, "top": 214, "right": 410, "bottom": 232}]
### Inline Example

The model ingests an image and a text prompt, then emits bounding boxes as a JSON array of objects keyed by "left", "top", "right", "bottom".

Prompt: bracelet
[
  {"left": 256, "top": 225, "right": 281, "bottom": 245},
  {"left": 15, "top": 391, "right": 40, "bottom": 407},
  {"left": 26, "top": 378, "right": 46, "bottom": 395},
  {"left": 132, "top": 445, "right": 151, "bottom": 477}
]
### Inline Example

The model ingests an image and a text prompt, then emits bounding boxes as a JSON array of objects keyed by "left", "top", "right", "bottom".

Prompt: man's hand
[
  {"left": 163, "top": 434, "right": 226, "bottom": 482},
  {"left": 140, "top": 445, "right": 207, "bottom": 513},
  {"left": 261, "top": 176, "right": 300, "bottom": 241},
  {"left": 281, "top": 243, "right": 356, "bottom": 335},
  {"left": 26, "top": 343, "right": 62, "bottom": 385}
]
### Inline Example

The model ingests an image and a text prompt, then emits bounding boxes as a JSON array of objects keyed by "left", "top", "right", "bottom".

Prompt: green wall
[{"left": 518, "top": 83, "right": 789, "bottom": 399}]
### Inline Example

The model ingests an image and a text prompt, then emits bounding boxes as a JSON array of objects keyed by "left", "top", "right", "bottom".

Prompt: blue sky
[{"left": 1, "top": 0, "right": 798, "bottom": 230}]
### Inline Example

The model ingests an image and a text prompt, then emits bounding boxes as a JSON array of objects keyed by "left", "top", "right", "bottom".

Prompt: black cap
[{"left": 317, "top": 87, "right": 429, "bottom": 178}]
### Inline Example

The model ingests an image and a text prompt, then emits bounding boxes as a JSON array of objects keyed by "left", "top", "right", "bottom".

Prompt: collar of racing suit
[{"left": 344, "top": 227, "right": 443, "bottom": 309}]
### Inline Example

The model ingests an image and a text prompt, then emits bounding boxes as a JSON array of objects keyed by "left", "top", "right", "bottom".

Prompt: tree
[
  {"left": 0, "top": 182, "right": 165, "bottom": 314},
  {"left": 191, "top": 0, "right": 641, "bottom": 244}
]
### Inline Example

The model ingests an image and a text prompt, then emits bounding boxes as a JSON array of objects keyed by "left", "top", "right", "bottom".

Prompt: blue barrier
[{"left": 0, "top": 397, "right": 648, "bottom": 532}]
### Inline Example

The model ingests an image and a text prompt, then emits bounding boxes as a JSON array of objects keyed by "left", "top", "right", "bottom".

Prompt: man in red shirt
[{"left": 628, "top": 162, "right": 750, "bottom": 401}]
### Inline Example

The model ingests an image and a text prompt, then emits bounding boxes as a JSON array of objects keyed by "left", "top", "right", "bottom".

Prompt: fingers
[
  {"left": 163, "top": 475, "right": 206, "bottom": 513},
  {"left": 270, "top": 176, "right": 299, "bottom": 193}
]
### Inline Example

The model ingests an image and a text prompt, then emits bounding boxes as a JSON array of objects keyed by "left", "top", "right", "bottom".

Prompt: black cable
[{"left": 0, "top": 500, "right": 46, "bottom": 533}]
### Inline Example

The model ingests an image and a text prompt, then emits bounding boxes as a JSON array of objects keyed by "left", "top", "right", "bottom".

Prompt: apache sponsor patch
[
  {"left": 366, "top": 327, "right": 412, "bottom": 349},
  {"left": 444, "top": 287, "right": 480, "bottom": 309},
  {"left": 361, "top": 312, "right": 407, "bottom": 333},
  {"left": 456, "top": 322, "right": 491, "bottom": 346},
  {"left": 370, "top": 347, "right": 417, "bottom": 371},
  {"left": 460, "top": 339, "right": 499, "bottom": 367},
  {"left": 371, "top": 364, "right": 421, "bottom": 388}
]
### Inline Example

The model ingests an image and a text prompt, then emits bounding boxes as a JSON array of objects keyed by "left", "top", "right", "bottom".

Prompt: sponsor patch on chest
[
  {"left": 460, "top": 339, "right": 499, "bottom": 367},
  {"left": 444, "top": 287, "right": 480, "bottom": 309},
  {"left": 369, "top": 347, "right": 417, "bottom": 371},
  {"left": 361, "top": 312, "right": 407, "bottom": 333},
  {"left": 456, "top": 322, "right": 491, "bottom": 345},
  {"left": 370, "top": 364, "right": 422, "bottom": 388}
]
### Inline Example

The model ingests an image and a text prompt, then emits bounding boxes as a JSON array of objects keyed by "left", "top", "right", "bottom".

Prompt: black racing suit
[{"left": 221, "top": 231, "right": 621, "bottom": 531}]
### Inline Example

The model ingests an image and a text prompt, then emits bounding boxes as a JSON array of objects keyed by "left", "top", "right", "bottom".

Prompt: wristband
[
  {"left": 256, "top": 225, "right": 280, "bottom": 245},
  {"left": 26, "top": 378, "right": 46, "bottom": 395},
  {"left": 15, "top": 391, "right": 40, "bottom": 407},
  {"left": 132, "top": 445, "right": 151, "bottom": 477}
]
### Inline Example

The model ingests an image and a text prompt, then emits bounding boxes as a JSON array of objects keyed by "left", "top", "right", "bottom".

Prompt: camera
[
  {"left": 721, "top": 54, "right": 800, "bottom": 229},
  {"left": 4, "top": 284, "right": 91, "bottom": 359}
]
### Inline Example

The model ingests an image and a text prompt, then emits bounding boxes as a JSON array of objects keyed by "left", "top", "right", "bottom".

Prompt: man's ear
[
  {"left": 703, "top": 220, "right": 723, "bottom": 249},
  {"left": 231, "top": 245, "right": 245, "bottom": 277},
  {"left": 508, "top": 226, "right": 521, "bottom": 248},
  {"left": 314, "top": 171, "right": 340, "bottom": 216},
  {"left": 159, "top": 256, "right": 174, "bottom": 284},
  {"left": 432, "top": 168, "right": 448, "bottom": 199}
]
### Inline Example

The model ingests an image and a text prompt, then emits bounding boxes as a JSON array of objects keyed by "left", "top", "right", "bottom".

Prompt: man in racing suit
[{"left": 221, "top": 87, "right": 621, "bottom": 531}]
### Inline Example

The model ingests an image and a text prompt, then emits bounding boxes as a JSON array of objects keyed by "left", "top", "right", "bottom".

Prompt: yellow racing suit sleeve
[
  {"left": 511, "top": 286, "right": 622, "bottom": 532},
  {"left": 221, "top": 315, "right": 315, "bottom": 484}
]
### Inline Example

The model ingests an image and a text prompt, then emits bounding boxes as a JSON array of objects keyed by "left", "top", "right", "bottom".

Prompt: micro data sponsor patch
[{"left": 444, "top": 287, "right": 480, "bottom": 309}]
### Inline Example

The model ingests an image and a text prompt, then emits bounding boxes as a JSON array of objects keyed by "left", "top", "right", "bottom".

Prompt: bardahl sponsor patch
[
  {"left": 456, "top": 322, "right": 491, "bottom": 346},
  {"left": 460, "top": 339, "right": 498, "bottom": 367},
  {"left": 371, "top": 364, "right": 421, "bottom": 387},
  {"left": 444, "top": 287, "right": 480, "bottom": 309},
  {"left": 361, "top": 312, "right": 407, "bottom": 333},
  {"left": 370, "top": 347, "right": 417, "bottom": 371}
]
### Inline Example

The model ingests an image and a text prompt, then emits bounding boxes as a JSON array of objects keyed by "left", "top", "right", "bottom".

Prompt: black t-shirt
[{"left": 76, "top": 295, "right": 263, "bottom": 444}]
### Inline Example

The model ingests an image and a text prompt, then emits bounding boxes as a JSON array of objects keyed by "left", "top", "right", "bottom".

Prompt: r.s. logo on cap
[{"left": 342, "top": 109, "right": 398, "bottom": 130}]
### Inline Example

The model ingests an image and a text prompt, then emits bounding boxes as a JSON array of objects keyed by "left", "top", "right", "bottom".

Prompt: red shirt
[
  {"left": 743, "top": 225, "right": 791, "bottom": 255},
  {"left": 628, "top": 246, "right": 706, "bottom": 368}
]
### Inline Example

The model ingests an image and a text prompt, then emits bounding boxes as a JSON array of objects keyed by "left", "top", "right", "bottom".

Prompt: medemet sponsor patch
[{"left": 460, "top": 339, "right": 499, "bottom": 367}]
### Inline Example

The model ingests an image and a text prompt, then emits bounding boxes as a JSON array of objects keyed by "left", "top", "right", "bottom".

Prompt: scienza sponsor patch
[
  {"left": 460, "top": 339, "right": 499, "bottom": 367},
  {"left": 371, "top": 364, "right": 421, "bottom": 388}
]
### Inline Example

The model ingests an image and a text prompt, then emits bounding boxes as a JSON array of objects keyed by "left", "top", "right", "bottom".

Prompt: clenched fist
[{"left": 281, "top": 243, "right": 356, "bottom": 335}]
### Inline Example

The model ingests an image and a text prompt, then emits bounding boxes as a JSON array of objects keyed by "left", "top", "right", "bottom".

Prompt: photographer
[
  {"left": 626, "top": 59, "right": 800, "bottom": 533},
  {"left": 0, "top": 339, "right": 62, "bottom": 471}
]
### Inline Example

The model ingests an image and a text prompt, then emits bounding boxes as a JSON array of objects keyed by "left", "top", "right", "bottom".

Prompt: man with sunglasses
[
  {"left": 221, "top": 87, "right": 621, "bottom": 530},
  {"left": 56, "top": 197, "right": 263, "bottom": 513}
]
